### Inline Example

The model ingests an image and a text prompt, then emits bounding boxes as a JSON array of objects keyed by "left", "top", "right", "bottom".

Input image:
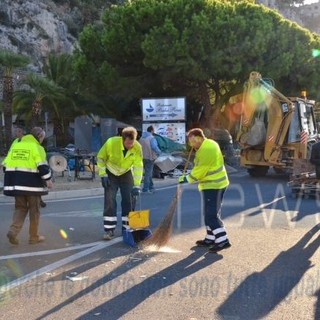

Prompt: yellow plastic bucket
[{"left": 128, "top": 210, "right": 150, "bottom": 229}]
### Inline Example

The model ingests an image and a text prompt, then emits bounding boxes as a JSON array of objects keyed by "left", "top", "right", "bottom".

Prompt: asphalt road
[{"left": 0, "top": 170, "right": 319, "bottom": 320}]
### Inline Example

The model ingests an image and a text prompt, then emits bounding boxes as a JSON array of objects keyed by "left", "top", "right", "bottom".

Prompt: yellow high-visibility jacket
[
  {"left": 97, "top": 136, "right": 143, "bottom": 186},
  {"left": 187, "top": 138, "right": 229, "bottom": 191},
  {"left": 3, "top": 134, "right": 51, "bottom": 196},
  {"left": 1, "top": 137, "right": 22, "bottom": 167}
]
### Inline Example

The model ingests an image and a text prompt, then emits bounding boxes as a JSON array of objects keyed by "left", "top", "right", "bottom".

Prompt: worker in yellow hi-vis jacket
[
  {"left": 178, "top": 128, "right": 231, "bottom": 253},
  {"left": 3, "top": 127, "right": 53, "bottom": 245},
  {"left": 97, "top": 126, "right": 143, "bottom": 240}
]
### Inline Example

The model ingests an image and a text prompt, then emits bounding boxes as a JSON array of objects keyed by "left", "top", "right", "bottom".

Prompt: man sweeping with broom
[
  {"left": 178, "top": 128, "right": 231, "bottom": 253},
  {"left": 97, "top": 127, "right": 143, "bottom": 240}
]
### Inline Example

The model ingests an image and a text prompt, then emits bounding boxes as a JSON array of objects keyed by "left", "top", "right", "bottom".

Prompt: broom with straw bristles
[{"left": 142, "top": 148, "right": 193, "bottom": 248}]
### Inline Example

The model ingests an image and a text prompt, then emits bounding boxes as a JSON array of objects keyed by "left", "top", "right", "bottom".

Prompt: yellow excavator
[{"left": 236, "top": 71, "right": 318, "bottom": 177}]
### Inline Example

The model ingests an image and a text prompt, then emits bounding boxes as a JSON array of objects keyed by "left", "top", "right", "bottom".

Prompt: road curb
[
  {"left": 46, "top": 187, "right": 104, "bottom": 200},
  {"left": 0, "top": 167, "right": 239, "bottom": 204},
  {"left": 0, "top": 188, "right": 105, "bottom": 204},
  {"left": 0, "top": 180, "right": 178, "bottom": 204}
]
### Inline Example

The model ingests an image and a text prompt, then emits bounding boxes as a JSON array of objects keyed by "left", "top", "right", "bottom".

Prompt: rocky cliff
[{"left": 0, "top": 0, "right": 76, "bottom": 71}]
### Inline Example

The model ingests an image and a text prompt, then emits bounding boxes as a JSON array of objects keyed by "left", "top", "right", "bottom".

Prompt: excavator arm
[
  {"left": 236, "top": 71, "right": 262, "bottom": 144},
  {"left": 237, "top": 71, "right": 294, "bottom": 164},
  {"left": 261, "top": 79, "right": 294, "bottom": 163}
]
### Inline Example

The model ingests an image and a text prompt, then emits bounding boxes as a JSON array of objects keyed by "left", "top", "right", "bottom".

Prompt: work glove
[
  {"left": 101, "top": 176, "right": 110, "bottom": 188},
  {"left": 178, "top": 175, "right": 188, "bottom": 184},
  {"left": 131, "top": 186, "right": 141, "bottom": 196}
]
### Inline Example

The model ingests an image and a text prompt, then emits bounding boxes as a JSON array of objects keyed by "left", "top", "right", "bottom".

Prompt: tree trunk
[
  {"left": 53, "top": 118, "right": 68, "bottom": 147},
  {"left": 31, "top": 100, "right": 42, "bottom": 127},
  {"left": 3, "top": 75, "right": 13, "bottom": 152},
  {"left": 198, "top": 81, "right": 219, "bottom": 133}
]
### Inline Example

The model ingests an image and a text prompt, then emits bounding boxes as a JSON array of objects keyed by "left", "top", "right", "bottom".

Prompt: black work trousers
[{"left": 103, "top": 170, "right": 135, "bottom": 231}]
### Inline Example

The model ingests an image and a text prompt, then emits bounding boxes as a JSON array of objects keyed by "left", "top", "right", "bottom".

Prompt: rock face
[{"left": 0, "top": 0, "right": 76, "bottom": 71}]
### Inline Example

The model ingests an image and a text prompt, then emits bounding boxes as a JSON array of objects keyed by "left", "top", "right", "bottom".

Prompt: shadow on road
[
  {"left": 217, "top": 223, "right": 320, "bottom": 319},
  {"left": 36, "top": 246, "right": 222, "bottom": 320},
  {"left": 315, "top": 288, "right": 320, "bottom": 320}
]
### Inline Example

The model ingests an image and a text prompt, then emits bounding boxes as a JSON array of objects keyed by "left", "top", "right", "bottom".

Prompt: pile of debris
[{"left": 288, "top": 159, "right": 320, "bottom": 198}]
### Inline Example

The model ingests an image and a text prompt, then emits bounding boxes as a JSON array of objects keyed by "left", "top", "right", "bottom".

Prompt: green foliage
[
  {"left": 0, "top": 50, "right": 31, "bottom": 76},
  {"left": 0, "top": 49, "right": 31, "bottom": 151},
  {"left": 13, "top": 73, "right": 64, "bottom": 126},
  {"left": 43, "top": 53, "right": 97, "bottom": 119},
  {"left": 12, "top": 53, "right": 86, "bottom": 144},
  {"left": 74, "top": 0, "right": 320, "bottom": 125}
]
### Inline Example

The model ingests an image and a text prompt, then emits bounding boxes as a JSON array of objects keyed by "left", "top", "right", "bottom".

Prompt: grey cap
[{"left": 31, "top": 127, "right": 45, "bottom": 141}]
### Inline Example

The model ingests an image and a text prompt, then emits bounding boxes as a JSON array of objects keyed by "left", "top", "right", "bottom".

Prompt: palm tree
[
  {"left": 13, "top": 54, "right": 87, "bottom": 147},
  {"left": 42, "top": 53, "right": 82, "bottom": 145},
  {"left": 0, "top": 100, "right": 5, "bottom": 155},
  {"left": 0, "top": 50, "right": 30, "bottom": 151},
  {"left": 13, "top": 73, "right": 65, "bottom": 128}
]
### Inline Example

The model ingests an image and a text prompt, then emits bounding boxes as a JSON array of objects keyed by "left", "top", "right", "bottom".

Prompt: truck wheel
[
  {"left": 273, "top": 167, "right": 290, "bottom": 176},
  {"left": 247, "top": 166, "right": 269, "bottom": 177},
  {"left": 307, "top": 141, "right": 315, "bottom": 159}
]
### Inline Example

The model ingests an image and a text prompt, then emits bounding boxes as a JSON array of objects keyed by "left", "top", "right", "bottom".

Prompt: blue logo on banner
[{"left": 146, "top": 104, "right": 154, "bottom": 112}]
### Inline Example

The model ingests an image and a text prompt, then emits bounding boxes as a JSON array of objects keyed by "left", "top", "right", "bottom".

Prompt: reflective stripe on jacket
[
  {"left": 97, "top": 136, "right": 143, "bottom": 186},
  {"left": 3, "top": 134, "right": 51, "bottom": 196},
  {"left": 187, "top": 138, "right": 229, "bottom": 190}
]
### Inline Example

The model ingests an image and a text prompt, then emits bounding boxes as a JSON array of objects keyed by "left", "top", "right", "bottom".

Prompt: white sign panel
[
  {"left": 142, "top": 97, "right": 186, "bottom": 121},
  {"left": 142, "top": 122, "right": 186, "bottom": 144}
]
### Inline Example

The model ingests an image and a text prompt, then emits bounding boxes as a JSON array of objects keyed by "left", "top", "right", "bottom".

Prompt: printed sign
[
  {"left": 12, "top": 149, "right": 30, "bottom": 161},
  {"left": 142, "top": 97, "right": 186, "bottom": 121},
  {"left": 142, "top": 122, "right": 186, "bottom": 144}
]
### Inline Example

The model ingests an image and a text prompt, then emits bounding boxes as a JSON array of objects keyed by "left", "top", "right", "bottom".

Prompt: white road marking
[
  {"left": 0, "top": 241, "right": 103, "bottom": 261},
  {"left": 44, "top": 206, "right": 160, "bottom": 217},
  {"left": 0, "top": 184, "right": 177, "bottom": 294},
  {"left": 43, "top": 195, "right": 103, "bottom": 203},
  {"left": 44, "top": 210, "right": 101, "bottom": 217},
  {"left": 0, "top": 238, "right": 122, "bottom": 294},
  {"left": 38, "top": 185, "right": 178, "bottom": 203}
]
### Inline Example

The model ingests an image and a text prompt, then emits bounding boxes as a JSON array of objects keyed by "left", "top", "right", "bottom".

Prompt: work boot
[
  {"left": 142, "top": 190, "right": 153, "bottom": 194},
  {"left": 208, "top": 240, "right": 231, "bottom": 253},
  {"left": 195, "top": 239, "right": 215, "bottom": 247},
  {"left": 103, "top": 230, "right": 115, "bottom": 240},
  {"left": 29, "top": 235, "right": 45, "bottom": 244},
  {"left": 7, "top": 232, "right": 19, "bottom": 245}
]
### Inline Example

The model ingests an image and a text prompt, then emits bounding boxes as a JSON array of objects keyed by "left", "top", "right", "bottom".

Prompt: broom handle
[
  {"left": 182, "top": 147, "right": 193, "bottom": 175},
  {"left": 132, "top": 194, "right": 141, "bottom": 211},
  {"left": 176, "top": 148, "right": 193, "bottom": 197}
]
